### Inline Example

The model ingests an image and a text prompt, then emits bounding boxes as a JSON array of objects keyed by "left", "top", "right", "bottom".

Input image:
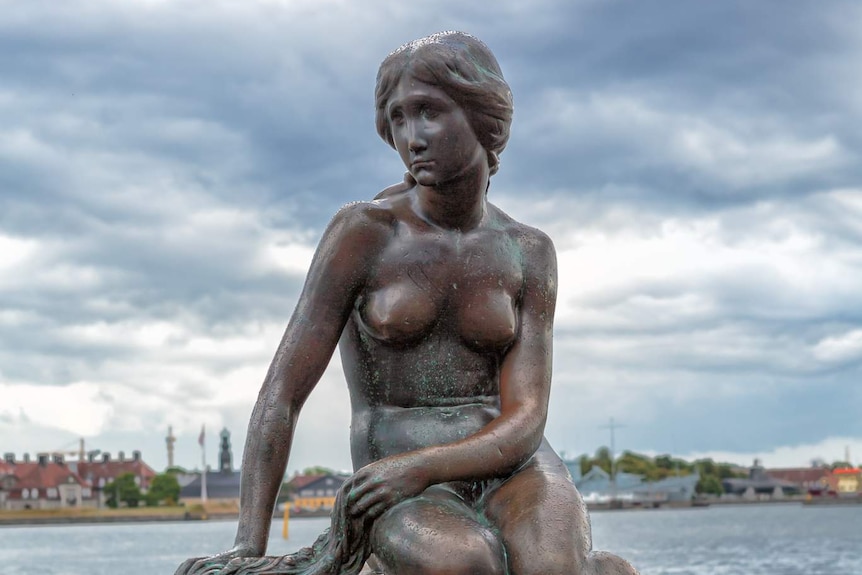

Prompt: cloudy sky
[{"left": 2, "top": 0, "right": 861, "bottom": 475}]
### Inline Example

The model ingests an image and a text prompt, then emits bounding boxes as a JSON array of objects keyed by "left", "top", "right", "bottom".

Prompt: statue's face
[{"left": 385, "top": 74, "right": 486, "bottom": 188}]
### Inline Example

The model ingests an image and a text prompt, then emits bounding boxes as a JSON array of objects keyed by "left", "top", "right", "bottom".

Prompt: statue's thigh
[
  {"left": 370, "top": 486, "right": 506, "bottom": 575},
  {"left": 482, "top": 451, "right": 593, "bottom": 575}
]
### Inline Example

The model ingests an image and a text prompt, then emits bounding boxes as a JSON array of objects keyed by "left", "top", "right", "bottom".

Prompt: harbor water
[{"left": 1, "top": 503, "right": 860, "bottom": 574}]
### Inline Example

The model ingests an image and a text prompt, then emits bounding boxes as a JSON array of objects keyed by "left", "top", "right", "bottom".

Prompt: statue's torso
[{"left": 339, "top": 197, "right": 528, "bottom": 468}]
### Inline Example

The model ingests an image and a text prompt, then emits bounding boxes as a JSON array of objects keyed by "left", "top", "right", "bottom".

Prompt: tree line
[{"left": 573, "top": 448, "right": 748, "bottom": 495}]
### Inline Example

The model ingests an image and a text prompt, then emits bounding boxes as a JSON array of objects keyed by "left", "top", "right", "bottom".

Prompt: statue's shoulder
[
  {"left": 347, "top": 175, "right": 416, "bottom": 225},
  {"left": 327, "top": 198, "right": 396, "bottom": 247},
  {"left": 334, "top": 174, "right": 414, "bottom": 224},
  {"left": 487, "top": 203, "right": 555, "bottom": 256}
]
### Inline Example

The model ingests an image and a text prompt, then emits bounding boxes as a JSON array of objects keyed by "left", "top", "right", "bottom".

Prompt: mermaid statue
[{"left": 175, "top": 31, "right": 638, "bottom": 575}]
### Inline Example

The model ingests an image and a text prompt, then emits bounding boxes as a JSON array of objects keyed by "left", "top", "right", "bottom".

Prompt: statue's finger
[
  {"left": 345, "top": 480, "right": 377, "bottom": 512},
  {"left": 190, "top": 556, "right": 225, "bottom": 575},
  {"left": 364, "top": 499, "right": 390, "bottom": 521},
  {"left": 174, "top": 557, "right": 198, "bottom": 575},
  {"left": 352, "top": 489, "right": 388, "bottom": 517},
  {"left": 188, "top": 558, "right": 208, "bottom": 575},
  {"left": 221, "top": 556, "right": 251, "bottom": 575}
]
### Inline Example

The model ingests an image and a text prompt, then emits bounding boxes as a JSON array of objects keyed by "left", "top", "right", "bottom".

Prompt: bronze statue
[{"left": 176, "top": 31, "right": 638, "bottom": 575}]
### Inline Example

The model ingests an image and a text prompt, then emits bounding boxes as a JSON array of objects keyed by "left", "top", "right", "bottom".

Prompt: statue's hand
[
  {"left": 177, "top": 544, "right": 259, "bottom": 575},
  {"left": 343, "top": 455, "right": 431, "bottom": 520}
]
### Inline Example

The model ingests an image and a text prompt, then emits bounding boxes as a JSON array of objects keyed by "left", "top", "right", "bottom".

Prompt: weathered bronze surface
[{"left": 175, "top": 32, "right": 638, "bottom": 575}]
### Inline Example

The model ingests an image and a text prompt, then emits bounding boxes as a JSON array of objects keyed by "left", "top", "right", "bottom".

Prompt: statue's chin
[{"left": 411, "top": 171, "right": 438, "bottom": 187}]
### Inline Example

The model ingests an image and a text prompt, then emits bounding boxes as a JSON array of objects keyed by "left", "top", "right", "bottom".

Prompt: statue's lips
[{"left": 411, "top": 160, "right": 433, "bottom": 170}]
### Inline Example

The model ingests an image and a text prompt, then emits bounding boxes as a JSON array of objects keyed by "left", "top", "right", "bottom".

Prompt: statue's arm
[
  {"left": 347, "top": 228, "right": 558, "bottom": 517},
  {"left": 231, "top": 202, "right": 387, "bottom": 555},
  {"left": 484, "top": 228, "right": 557, "bottom": 468}
]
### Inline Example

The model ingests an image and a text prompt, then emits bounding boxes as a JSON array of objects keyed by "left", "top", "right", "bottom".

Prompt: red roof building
[
  {"left": 1, "top": 450, "right": 158, "bottom": 510},
  {"left": 0, "top": 453, "right": 96, "bottom": 510},
  {"left": 74, "top": 450, "right": 157, "bottom": 494},
  {"left": 766, "top": 467, "right": 832, "bottom": 492},
  {"left": 287, "top": 474, "right": 327, "bottom": 491}
]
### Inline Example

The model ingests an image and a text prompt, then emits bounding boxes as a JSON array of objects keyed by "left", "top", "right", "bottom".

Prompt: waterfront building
[
  {"left": 0, "top": 450, "right": 157, "bottom": 510},
  {"left": 0, "top": 453, "right": 97, "bottom": 510},
  {"left": 179, "top": 427, "right": 242, "bottom": 503},
  {"left": 827, "top": 468, "right": 861, "bottom": 497},
  {"left": 286, "top": 473, "right": 350, "bottom": 512},
  {"left": 722, "top": 459, "right": 800, "bottom": 499},
  {"left": 575, "top": 465, "right": 700, "bottom": 505},
  {"left": 765, "top": 466, "right": 832, "bottom": 495}
]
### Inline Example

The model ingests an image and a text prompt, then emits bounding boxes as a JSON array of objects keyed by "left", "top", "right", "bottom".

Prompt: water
[{"left": 1, "top": 504, "right": 860, "bottom": 574}]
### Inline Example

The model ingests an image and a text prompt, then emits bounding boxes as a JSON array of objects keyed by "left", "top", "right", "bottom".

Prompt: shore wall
[
  {"left": 0, "top": 505, "right": 216, "bottom": 526},
  {"left": 0, "top": 505, "right": 332, "bottom": 526},
  {"left": 1, "top": 513, "right": 193, "bottom": 526}
]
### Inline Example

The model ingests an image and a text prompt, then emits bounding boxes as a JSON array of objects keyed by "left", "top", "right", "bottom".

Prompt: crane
[{"left": 49, "top": 438, "right": 89, "bottom": 462}]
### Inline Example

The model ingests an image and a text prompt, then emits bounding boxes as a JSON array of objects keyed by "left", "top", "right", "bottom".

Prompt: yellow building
[
  {"left": 829, "top": 468, "right": 861, "bottom": 495},
  {"left": 288, "top": 474, "right": 348, "bottom": 511}
]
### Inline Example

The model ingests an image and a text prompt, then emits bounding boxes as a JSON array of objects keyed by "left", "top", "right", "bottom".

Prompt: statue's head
[{"left": 375, "top": 31, "right": 513, "bottom": 176}]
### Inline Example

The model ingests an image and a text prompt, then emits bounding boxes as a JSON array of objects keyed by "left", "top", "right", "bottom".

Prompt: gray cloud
[{"left": 1, "top": 0, "right": 860, "bottom": 472}]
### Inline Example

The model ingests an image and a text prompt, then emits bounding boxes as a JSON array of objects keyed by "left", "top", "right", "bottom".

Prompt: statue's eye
[
  {"left": 390, "top": 110, "right": 404, "bottom": 125},
  {"left": 420, "top": 105, "right": 438, "bottom": 119}
]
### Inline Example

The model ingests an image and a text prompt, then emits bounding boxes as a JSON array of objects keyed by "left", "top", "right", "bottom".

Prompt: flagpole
[{"left": 199, "top": 425, "right": 208, "bottom": 503}]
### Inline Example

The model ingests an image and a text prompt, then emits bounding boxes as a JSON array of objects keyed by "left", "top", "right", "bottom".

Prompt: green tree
[
  {"left": 618, "top": 451, "right": 661, "bottom": 480},
  {"left": 696, "top": 475, "right": 724, "bottom": 496},
  {"left": 302, "top": 466, "right": 336, "bottom": 476},
  {"left": 592, "top": 446, "right": 613, "bottom": 475},
  {"left": 695, "top": 458, "right": 716, "bottom": 476},
  {"left": 145, "top": 473, "right": 181, "bottom": 506},
  {"left": 104, "top": 472, "right": 143, "bottom": 508},
  {"left": 570, "top": 449, "right": 745, "bottom": 494},
  {"left": 714, "top": 463, "right": 745, "bottom": 479},
  {"left": 578, "top": 454, "right": 592, "bottom": 476}
]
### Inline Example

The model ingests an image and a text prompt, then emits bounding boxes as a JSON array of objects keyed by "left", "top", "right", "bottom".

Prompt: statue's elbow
[{"left": 521, "top": 416, "right": 547, "bottom": 460}]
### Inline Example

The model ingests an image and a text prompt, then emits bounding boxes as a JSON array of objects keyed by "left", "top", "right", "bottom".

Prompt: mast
[{"left": 599, "top": 417, "right": 625, "bottom": 505}]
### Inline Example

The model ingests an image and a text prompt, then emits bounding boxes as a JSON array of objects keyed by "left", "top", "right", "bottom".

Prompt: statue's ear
[{"left": 487, "top": 151, "right": 500, "bottom": 176}]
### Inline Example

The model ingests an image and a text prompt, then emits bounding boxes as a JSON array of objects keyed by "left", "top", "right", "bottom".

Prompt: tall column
[{"left": 166, "top": 426, "right": 177, "bottom": 469}]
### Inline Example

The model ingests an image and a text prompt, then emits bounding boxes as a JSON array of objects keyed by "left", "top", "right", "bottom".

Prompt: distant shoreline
[
  {"left": 0, "top": 513, "right": 195, "bottom": 527},
  {"left": 0, "top": 507, "right": 330, "bottom": 527},
  {"left": 586, "top": 496, "right": 808, "bottom": 512}
]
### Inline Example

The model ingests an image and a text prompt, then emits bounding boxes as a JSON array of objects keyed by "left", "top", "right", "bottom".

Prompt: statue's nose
[{"left": 407, "top": 121, "right": 427, "bottom": 154}]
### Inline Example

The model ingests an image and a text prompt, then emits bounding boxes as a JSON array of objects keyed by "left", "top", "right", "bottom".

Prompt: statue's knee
[
  {"left": 513, "top": 556, "right": 573, "bottom": 575},
  {"left": 373, "top": 517, "right": 505, "bottom": 575},
  {"left": 582, "top": 551, "right": 639, "bottom": 575},
  {"left": 508, "top": 541, "right": 589, "bottom": 575},
  {"left": 441, "top": 529, "right": 506, "bottom": 575}
]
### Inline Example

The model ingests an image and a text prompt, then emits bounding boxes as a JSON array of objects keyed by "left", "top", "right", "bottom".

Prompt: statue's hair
[{"left": 375, "top": 31, "right": 514, "bottom": 176}]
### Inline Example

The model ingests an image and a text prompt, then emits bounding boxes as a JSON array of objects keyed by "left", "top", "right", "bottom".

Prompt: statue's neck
[{"left": 414, "top": 168, "right": 489, "bottom": 232}]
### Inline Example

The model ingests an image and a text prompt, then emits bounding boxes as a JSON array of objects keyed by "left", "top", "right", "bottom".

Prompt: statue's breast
[
  {"left": 357, "top": 280, "right": 443, "bottom": 346},
  {"left": 357, "top": 284, "right": 519, "bottom": 352},
  {"left": 355, "top": 223, "right": 524, "bottom": 351},
  {"left": 455, "top": 288, "right": 519, "bottom": 352}
]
